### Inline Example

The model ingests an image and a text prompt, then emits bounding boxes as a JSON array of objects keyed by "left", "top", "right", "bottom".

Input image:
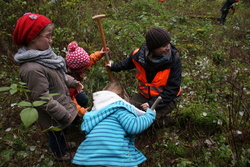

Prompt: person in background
[
  {"left": 72, "top": 82, "right": 156, "bottom": 167},
  {"left": 107, "top": 27, "right": 182, "bottom": 128},
  {"left": 220, "top": 0, "right": 239, "bottom": 25},
  {"left": 65, "top": 41, "right": 107, "bottom": 116},
  {"left": 13, "top": 13, "right": 82, "bottom": 161}
]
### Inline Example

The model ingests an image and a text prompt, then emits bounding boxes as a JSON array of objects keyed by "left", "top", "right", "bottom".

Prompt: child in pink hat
[{"left": 66, "top": 41, "right": 108, "bottom": 116}]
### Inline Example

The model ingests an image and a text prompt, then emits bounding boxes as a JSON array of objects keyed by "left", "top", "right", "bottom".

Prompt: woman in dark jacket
[{"left": 108, "top": 27, "right": 182, "bottom": 127}]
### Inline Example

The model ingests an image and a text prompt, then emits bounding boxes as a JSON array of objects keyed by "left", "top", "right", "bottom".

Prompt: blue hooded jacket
[{"left": 72, "top": 90, "right": 156, "bottom": 166}]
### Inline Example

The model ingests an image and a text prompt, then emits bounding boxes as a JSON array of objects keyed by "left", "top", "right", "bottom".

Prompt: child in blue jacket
[{"left": 72, "top": 82, "right": 156, "bottom": 167}]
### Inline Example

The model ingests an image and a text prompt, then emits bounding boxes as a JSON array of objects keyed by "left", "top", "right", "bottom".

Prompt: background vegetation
[{"left": 0, "top": 0, "right": 249, "bottom": 166}]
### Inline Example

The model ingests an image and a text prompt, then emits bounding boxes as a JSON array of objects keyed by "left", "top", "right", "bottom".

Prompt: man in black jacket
[
  {"left": 220, "top": 0, "right": 239, "bottom": 25},
  {"left": 108, "top": 27, "right": 182, "bottom": 127}
]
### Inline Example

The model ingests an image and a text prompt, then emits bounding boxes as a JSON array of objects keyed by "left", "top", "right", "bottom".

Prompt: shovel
[{"left": 92, "top": 14, "right": 130, "bottom": 101}]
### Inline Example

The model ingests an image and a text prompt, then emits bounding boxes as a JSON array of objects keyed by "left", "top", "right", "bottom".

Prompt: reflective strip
[
  {"left": 139, "top": 89, "right": 149, "bottom": 99},
  {"left": 138, "top": 81, "right": 149, "bottom": 98},
  {"left": 139, "top": 81, "right": 164, "bottom": 93},
  {"left": 150, "top": 86, "right": 164, "bottom": 92},
  {"left": 138, "top": 81, "right": 147, "bottom": 89},
  {"left": 151, "top": 94, "right": 158, "bottom": 98}
]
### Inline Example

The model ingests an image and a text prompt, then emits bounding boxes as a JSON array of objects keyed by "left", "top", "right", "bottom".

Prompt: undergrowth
[{"left": 0, "top": 0, "right": 249, "bottom": 166}]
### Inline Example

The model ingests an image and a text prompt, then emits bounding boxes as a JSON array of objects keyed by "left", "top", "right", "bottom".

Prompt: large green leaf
[
  {"left": 10, "top": 89, "right": 17, "bottom": 95},
  {"left": 10, "top": 84, "right": 17, "bottom": 89},
  {"left": 32, "top": 101, "right": 47, "bottom": 107},
  {"left": 0, "top": 87, "right": 10, "bottom": 92},
  {"left": 18, "top": 101, "right": 32, "bottom": 107},
  {"left": 20, "top": 108, "right": 38, "bottom": 128}
]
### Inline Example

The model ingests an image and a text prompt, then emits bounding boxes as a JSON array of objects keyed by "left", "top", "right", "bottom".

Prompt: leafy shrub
[
  {"left": 177, "top": 104, "right": 226, "bottom": 136},
  {"left": 0, "top": 0, "right": 250, "bottom": 166}
]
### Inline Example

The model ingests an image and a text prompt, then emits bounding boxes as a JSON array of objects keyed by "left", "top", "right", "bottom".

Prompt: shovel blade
[{"left": 103, "top": 81, "right": 130, "bottom": 101}]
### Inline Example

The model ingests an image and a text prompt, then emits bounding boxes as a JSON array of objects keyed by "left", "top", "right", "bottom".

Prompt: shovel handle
[
  {"left": 92, "top": 14, "right": 114, "bottom": 82},
  {"left": 150, "top": 96, "right": 162, "bottom": 110},
  {"left": 92, "top": 15, "right": 108, "bottom": 52}
]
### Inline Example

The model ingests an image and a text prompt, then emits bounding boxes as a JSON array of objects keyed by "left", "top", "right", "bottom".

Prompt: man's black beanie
[{"left": 146, "top": 27, "right": 171, "bottom": 51}]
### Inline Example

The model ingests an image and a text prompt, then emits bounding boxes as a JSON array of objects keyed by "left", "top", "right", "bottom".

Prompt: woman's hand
[
  {"left": 140, "top": 102, "right": 150, "bottom": 111},
  {"left": 106, "top": 61, "right": 112, "bottom": 67}
]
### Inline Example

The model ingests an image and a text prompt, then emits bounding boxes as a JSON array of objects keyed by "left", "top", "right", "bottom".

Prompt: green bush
[
  {"left": 177, "top": 104, "right": 226, "bottom": 136},
  {"left": 0, "top": 0, "right": 250, "bottom": 166}
]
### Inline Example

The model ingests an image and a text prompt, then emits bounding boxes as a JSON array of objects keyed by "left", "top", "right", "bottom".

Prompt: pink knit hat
[{"left": 66, "top": 42, "right": 90, "bottom": 70}]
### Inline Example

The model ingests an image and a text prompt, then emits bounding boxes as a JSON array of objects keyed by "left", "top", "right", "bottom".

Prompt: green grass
[{"left": 0, "top": 0, "right": 250, "bottom": 166}]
